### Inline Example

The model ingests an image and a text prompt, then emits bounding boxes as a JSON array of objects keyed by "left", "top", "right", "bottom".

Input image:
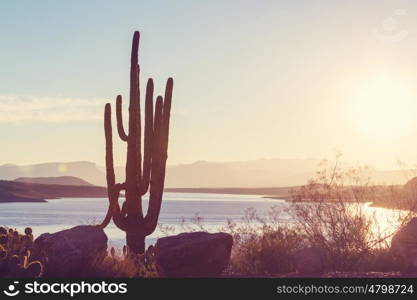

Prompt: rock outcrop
[
  {"left": 293, "top": 247, "right": 325, "bottom": 274},
  {"left": 34, "top": 225, "right": 107, "bottom": 277},
  {"left": 391, "top": 217, "right": 417, "bottom": 271},
  {"left": 155, "top": 232, "right": 233, "bottom": 277}
]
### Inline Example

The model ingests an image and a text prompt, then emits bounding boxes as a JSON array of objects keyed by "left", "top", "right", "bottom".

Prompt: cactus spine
[{"left": 100, "top": 31, "right": 173, "bottom": 254}]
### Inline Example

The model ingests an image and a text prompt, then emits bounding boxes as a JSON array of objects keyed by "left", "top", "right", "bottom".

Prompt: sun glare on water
[{"left": 350, "top": 75, "right": 416, "bottom": 140}]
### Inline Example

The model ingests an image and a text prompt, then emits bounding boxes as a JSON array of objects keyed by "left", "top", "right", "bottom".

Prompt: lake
[{"left": 0, "top": 192, "right": 403, "bottom": 249}]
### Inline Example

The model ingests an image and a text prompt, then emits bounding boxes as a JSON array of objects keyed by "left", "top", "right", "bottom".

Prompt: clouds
[
  {"left": 0, "top": 95, "right": 109, "bottom": 123},
  {"left": 0, "top": 94, "right": 187, "bottom": 124}
]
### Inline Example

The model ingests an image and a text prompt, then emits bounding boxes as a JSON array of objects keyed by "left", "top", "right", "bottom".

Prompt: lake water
[{"left": 0, "top": 192, "right": 403, "bottom": 249}]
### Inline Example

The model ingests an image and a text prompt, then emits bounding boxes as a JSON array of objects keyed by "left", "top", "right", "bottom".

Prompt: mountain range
[
  {"left": 0, "top": 159, "right": 411, "bottom": 188},
  {"left": 14, "top": 176, "right": 93, "bottom": 186}
]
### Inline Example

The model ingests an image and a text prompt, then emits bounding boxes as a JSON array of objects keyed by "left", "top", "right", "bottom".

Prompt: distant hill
[
  {"left": 0, "top": 180, "right": 107, "bottom": 203},
  {"left": 14, "top": 176, "right": 93, "bottom": 186},
  {"left": 0, "top": 162, "right": 105, "bottom": 186}
]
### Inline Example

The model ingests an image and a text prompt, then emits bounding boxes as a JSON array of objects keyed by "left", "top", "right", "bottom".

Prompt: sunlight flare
[{"left": 350, "top": 74, "right": 417, "bottom": 140}]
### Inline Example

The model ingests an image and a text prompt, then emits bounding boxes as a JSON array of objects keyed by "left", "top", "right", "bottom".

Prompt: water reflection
[{"left": 0, "top": 193, "right": 405, "bottom": 248}]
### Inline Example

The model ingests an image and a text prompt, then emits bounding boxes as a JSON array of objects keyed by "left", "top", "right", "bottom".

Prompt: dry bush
[
  {"left": 289, "top": 154, "right": 416, "bottom": 271},
  {"left": 164, "top": 209, "right": 304, "bottom": 275},
  {"left": 222, "top": 207, "right": 304, "bottom": 275},
  {"left": 136, "top": 156, "right": 417, "bottom": 276},
  {"left": 86, "top": 246, "right": 159, "bottom": 278}
]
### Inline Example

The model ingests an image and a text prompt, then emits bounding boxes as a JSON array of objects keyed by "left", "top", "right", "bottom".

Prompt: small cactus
[
  {"left": 0, "top": 227, "right": 7, "bottom": 235},
  {"left": 0, "top": 227, "right": 44, "bottom": 278},
  {"left": 0, "top": 234, "right": 7, "bottom": 245},
  {"left": 22, "top": 261, "right": 43, "bottom": 278},
  {"left": 8, "top": 256, "right": 43, "bottom": 278},
  {"left": 0, "top": 245, "right": 7, "bottom": 260},
  {"left": 8, "top": 250, "right": 43, "bottom": 278},
  {"left": 24, "top": 227, "right": 33, "bottom": 241}
]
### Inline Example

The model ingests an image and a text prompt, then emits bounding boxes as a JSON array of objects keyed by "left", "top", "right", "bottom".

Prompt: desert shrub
[
  {"left": 159, "top": 209, "right": 305, "bottom": 275},
  {"left": 87, "top": 245, "right": 159, "bottom": 278},
  {"left": 289, "top": 155, "right": 415, "bottom": 271},
  {"left": 222, "top": 207, "right": 305, "bottom": 275},
  {"left": 215, "top": 155, "right": 417, "bottom": 275}
]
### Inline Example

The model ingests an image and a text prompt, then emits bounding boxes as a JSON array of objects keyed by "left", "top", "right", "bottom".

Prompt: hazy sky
[{"left": 1, "top": 0, "right": 417, "bottom": 169}]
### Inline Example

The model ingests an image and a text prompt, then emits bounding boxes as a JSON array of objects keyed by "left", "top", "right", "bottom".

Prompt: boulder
[
  {"left": 293, "top": 247, "right": 325, "bottom": 274},
  {"left": 155, "top": 232, "right": 233, "bottom": 277},
  {"left": 391, "top": 217, "right": 417, "bottom": 271},
  {"left": 34, "top": 225, "right": 107, "bottom": 277}
]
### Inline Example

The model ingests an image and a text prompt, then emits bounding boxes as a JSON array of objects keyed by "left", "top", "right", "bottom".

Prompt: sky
[{"left": 1, "top": 0, "right": 417, "bottom": 169}]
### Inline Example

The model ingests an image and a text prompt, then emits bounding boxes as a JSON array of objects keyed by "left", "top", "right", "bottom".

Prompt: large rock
[
  {"left": 293, "top": 247, "right": 325, "bottom": 274},
  {"left": 34, "top": 225, "right": 107, "bottom": 277},
  {"left": 155, "top": 232, "right": 233, "bottom": 277},
  {"left": 391, "top": 217, "right": 417, "bottom": 271}
]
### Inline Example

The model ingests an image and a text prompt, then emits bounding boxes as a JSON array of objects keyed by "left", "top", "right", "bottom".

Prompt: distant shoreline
[
  {"left": 0, "top": 180, "right": 107, "bottom": 203},
  {"left": 165, "top": 186, "right": 295, "bottom": 197},
  {"left": 165, "top": 187, "right": 411, "bottom": 211},
  {"left": 0, "top": 195, "right": 110, "bottom": 203},
  {"left": 1, "top": 184, "right": 410, "bottom": 212}
]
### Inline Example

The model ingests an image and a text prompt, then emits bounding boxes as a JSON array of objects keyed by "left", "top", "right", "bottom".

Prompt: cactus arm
[
  {"left": 113, "top": 201, "right": 128, "bottom": 231},
  {"left": 140, "top": 78, "right": 154, "bottom": 195},
  {"left": 100, "top": 104, "right": 127, "bottom": 229},
  {"left": 157, "top": 78, "right": 173, "bottom": 191},
  {"left": 100, "top": 183, "right": 125, "bottom": 229},
  {"left": 116, "top": 95, "right": 128, "bottom": 141},
  {"left": 144, "top": 96, "right": 164, "bottom": 235},
  {"left": 144, "top": 79, "right": 173, "bottom": 234},
  {"left": 99, "top": 210, "right": 113, "bottom": 229},
  {"left": 99, "top": 103, "right": 117, "bottom": 228},
  {"left": 110, "top": 184, "right": 128, "bottom": 231},
  {"left": 104, "top": 103, "right": 115, "bottom": 187},
  {"left": 144, "top": 191, "right": 163, "bottom": 235},
  {"left": 162, "top": 78, "right": 174, "bottom": 154}
]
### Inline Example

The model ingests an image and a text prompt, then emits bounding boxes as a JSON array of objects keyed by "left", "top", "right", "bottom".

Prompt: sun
[{"left": 350, "top": 74, "right": 416, "bottom": 140}]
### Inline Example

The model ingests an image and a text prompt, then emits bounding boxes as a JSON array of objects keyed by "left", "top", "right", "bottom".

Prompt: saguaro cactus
[{"left": 99, "top": 31, "right": 173, "bottom": 254}]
